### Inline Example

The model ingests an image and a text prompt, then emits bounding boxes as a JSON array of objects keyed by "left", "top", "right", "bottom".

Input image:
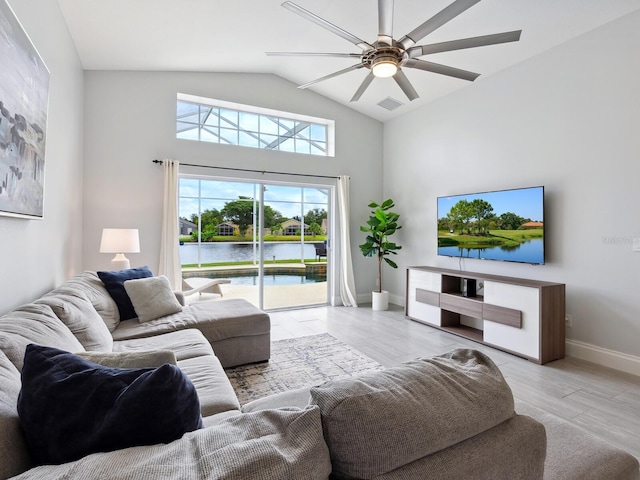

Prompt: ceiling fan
[{"left": 267, "top": 0, "right": 521, "bottom": 102}]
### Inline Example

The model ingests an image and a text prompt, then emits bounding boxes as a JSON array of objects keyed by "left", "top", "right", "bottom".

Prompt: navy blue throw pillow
[
  {"left": 97, "top": 266, "right": 153, "bottom": 320},
  {"left": 18, "top": 344, "right": 203, "bottom": 466}
]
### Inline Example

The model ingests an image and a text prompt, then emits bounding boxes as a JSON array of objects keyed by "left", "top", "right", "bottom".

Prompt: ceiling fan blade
[
  {"left": 282, "top": 1, "right": 373, "bottom": 51},
  {"left": 405, "top": 58, "right": 479, "bottom": 81},
  {"left": 399, "top": 0, "right": 482, "bottom": 49},
  {"left": 408, "top": 30, "right": 521, "bottom": 57},
  {"left": 298, "top": 63, "right": 365, "bottom": 89},
  {"left": 266, "top": 52, "right": 362, "bottom": 58},
  {"left": 378, "top": 0, "right": 394, "bottom": 46},
  {"left": 351, "top": 73, "right": 375, "bottom": 102},
  {"left": 393, "top": 70, "right": 419, "bottom": 101}
]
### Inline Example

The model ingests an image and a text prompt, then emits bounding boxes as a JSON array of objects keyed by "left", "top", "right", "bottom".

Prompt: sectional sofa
[{"left": 0, "top": 270, "right": 638, "bottom": 479}]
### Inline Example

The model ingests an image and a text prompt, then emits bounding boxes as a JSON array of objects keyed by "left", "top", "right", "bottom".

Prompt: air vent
[{"left": 377, "top": 97, "right": 404, "bottom": 111}]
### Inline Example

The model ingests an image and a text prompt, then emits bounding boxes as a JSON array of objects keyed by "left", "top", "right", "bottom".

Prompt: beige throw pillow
[
  {"left": 77, "top": 350, "right": 178, "bottom": 368},
  {"left": 123, "top": 276, "right": 183, "bottom": 323}
]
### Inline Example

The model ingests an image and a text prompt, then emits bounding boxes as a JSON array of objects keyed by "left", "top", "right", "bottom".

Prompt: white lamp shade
[
  {"left": 100, "top": 229, "right": 140, "bottom": 270},
  {"left": 100, "top": 228, "right": 140, "bottom": 254}
]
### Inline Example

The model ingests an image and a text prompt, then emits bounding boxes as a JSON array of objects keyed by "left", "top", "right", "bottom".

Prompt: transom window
[{"left": 176, "top": 93, "right": 334, "bottom": 156}]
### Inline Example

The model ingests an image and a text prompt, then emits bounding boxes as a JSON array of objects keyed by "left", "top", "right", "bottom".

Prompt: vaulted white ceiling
[{"left": 57, "top": 0, "right": 640, "bottom": 122}]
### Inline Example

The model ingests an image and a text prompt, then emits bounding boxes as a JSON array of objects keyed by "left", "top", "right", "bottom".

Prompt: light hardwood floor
[{"left": 269, "top": 304, "right": 640, "bottom": 461}]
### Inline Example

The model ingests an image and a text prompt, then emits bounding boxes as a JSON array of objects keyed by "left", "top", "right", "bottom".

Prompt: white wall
[
  {"left": 384, "top": 11, "right": 640, "bottom": 364},
  {"left": 82, "top": 71, "right": 383, "bottom": 301},
  {"left": 0, "top": 0, "right": 84, "bottom": 313}
]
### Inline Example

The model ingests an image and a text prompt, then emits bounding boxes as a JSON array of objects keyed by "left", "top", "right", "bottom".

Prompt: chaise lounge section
[{"left": 47, "top": 271, "right": 271, "bottom": 368}]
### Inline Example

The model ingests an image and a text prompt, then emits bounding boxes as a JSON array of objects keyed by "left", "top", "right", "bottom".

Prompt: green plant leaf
[{"left": 384, "top": 257, "right": 398, "bottom": 268}]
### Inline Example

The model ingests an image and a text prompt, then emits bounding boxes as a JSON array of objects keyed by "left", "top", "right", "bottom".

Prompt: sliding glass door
[
  {"left": 261, "top": 184, "right": 329, "bottom": 309},
  {"left": 178, "top": 176, "right": 330, "bottom": 310}
]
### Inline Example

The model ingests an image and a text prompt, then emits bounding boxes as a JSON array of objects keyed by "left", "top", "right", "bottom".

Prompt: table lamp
[{"left": 100, "top": 228, "right": 140, "bottom": 270}]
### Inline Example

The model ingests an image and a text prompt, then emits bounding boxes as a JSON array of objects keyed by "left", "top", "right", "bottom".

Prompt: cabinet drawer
[
  {"left": 440, "top": 294, "right": 483, "bottom": 318},
  {"left": 416, "top": 288, "right": 439, "bottom": 307},
  {"left": 483, "top": 303, "right": 522, "bottom": 328}
]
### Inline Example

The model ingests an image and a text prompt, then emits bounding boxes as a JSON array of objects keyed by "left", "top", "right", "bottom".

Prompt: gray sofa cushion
[
  {"left": 110, "top": 298, "right": 270, "bottom": 342},
  {"left": 50, "top": 271, "right": 121, "bottom": 332},
  {"left": 0, "top": 303, "right": 84, "bottom": 371},
  {"left": 113, "top": 329, "right": 240, "bottom": 418},
  {"left": 370, "top": 414, "right": 546, "bottom": 480},
  {"left": 516, "top": 400, "right": 640, "bottom": 480},
  {"left": 310, "top": 348, "right": 515, "bottom": 479},
  {"left": 12, "top": 407, "right": 332, "bottom": 480},
  {"left": 544, "top": 423, "right": 640, "bottom": 480},
  {"left": 113, "top": 328, "right": 214, "bottom": 361},
  {"left": 178, "top": 355, "right": 241, "bottom": 417},
  {"left": 0, "top": 351, "right": 31, "bottom": 479},
  {"left": 36, "top": 292, "right": 113, "bottom": 352}
]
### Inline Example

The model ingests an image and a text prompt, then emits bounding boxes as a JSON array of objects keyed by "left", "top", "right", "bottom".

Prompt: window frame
[{"left": 176, "top": 93, "right": 335, "bottom": 157}]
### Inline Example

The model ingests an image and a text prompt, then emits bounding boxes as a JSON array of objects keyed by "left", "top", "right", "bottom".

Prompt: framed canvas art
[{"left": 0, "top": 0, "right": 49, "bottom": 219}]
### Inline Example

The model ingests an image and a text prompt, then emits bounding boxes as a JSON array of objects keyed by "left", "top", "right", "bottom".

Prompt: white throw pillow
[{"left": 123, "top": 276, "right": 183, "bottom": 322}]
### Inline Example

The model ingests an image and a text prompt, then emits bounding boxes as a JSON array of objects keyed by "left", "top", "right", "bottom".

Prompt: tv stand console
[{"left": 405, "top": 266, "right": 565, "bottom": 364}]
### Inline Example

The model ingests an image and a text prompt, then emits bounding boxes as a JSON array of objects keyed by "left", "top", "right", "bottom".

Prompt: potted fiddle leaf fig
[{"left": 359, "top": 199, "right": 402, "bottom": 311}]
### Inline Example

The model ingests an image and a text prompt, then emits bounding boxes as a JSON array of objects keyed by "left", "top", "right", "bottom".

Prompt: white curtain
[
  {"left": 337, "top": 175, "right": 358, "bottom": 307},
  {"left": 158, "top": 159, "right": 182, "bottom": 290}
]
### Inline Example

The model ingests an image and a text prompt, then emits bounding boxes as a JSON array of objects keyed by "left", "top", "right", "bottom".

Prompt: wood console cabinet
[{"left": 405, "top": 266, "right": 565, "bottom": 364}]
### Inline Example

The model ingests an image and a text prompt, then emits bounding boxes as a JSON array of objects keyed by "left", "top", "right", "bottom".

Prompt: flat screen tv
[{"left": 437, "top": 186, "right": 545, "bottom": 265}]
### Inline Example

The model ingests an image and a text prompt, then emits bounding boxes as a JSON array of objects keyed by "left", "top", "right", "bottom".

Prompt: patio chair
[
  {"left": 314, "top": 242, "right": 327, "bottom": 261},
  {"left": 182, "top": 277, "right": 231, "bottom": 299}
]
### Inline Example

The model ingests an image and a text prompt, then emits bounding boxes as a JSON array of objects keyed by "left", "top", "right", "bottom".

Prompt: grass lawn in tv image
[{"left": 437, "top": 186, "right": 544, "bottom": 264}]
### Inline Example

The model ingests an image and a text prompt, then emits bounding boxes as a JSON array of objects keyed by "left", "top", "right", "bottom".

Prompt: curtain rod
[{"left": 152, "top": 159, "right": 342, "bottom": 180}]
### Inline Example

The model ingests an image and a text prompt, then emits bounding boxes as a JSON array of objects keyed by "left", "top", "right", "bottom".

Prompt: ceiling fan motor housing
[{"left": 363, "top": 46, "right": 408, "bottom": 77}]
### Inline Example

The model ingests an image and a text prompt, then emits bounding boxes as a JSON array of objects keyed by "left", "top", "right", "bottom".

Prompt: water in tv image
[{"left": 437, "top": 186, "right": 544, "bottom": 264}]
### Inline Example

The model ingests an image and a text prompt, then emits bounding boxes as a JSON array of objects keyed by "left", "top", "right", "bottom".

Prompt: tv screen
[{"left": 437, "top": 186, "right": 545, "bottom": 265}]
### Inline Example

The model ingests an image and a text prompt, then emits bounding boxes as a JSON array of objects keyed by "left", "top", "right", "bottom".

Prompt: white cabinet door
[
  {"left": 407, "top": 269, "right": 441, "bottom": 326},
  {"left": 483, "top": 281, "right": 540, "bottom": 360}
]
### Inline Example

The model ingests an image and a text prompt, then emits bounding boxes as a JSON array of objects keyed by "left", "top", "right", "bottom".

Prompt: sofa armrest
[
  {"left": 174, "top": 291, "right": 186, "bottom": 306},
  {"left": 76, "top": 350, "right": 178, "bottom": 369}
]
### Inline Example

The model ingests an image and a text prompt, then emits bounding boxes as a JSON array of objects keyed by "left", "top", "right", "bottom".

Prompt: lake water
[
  {"left": 180, "top": 242, "right": 327, "bottom": 285},
  {"left": 231, "top": 274, "right": 324, "bottom": 285},
  {"left": 179, "top": 241, "right": 322, "bottom": 265},
  {"left": 438, "top": 238, "right": 544, "bottom": 264}
]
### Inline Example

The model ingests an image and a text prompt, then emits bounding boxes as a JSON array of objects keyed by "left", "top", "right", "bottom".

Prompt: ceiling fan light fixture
[{"left": 371, "top": 56, "right": 398, "bottom": 78}]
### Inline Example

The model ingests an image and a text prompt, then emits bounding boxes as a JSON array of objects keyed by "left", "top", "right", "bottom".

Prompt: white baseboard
[
  {"left": 389, "top": 293, "right": 404, "bottom": 307},
  {"left": 355, "top": 292, "right": 405, "bottom": 308},
  {"left": 566, "top": 340, "right": 640, "bottom": 377},
  {"left": 334, "top": 293, "right": 403, "bottom": 308},
  {"left": 329, "top": 293, "right": 370, "bottom": 307},
  {"left": 356, "top": 293, "right": 371, "bottom": 305}
]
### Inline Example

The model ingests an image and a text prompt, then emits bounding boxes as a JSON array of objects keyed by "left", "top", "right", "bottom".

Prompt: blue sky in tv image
[{"left": 437, "top": 186, "right": 544, "bottom": 221}]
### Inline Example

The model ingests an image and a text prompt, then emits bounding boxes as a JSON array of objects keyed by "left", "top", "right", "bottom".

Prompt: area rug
[{"left": 224, "top": 333, "right": 383, "bottom": 404}]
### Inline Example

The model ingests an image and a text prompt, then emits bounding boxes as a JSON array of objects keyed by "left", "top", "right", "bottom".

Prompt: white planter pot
[{"left": 372, "top": 290, "right": 389, "bottom": 311}]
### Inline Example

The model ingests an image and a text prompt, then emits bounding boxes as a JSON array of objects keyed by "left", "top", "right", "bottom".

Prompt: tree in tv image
[{"left": 437, "top": 186, "right": 544, "bottom": 264}]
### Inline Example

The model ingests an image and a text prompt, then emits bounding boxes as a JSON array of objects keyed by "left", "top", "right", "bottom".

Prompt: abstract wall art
[{"left": 0, "top": 0, "right": 49, "bottom": 219}]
